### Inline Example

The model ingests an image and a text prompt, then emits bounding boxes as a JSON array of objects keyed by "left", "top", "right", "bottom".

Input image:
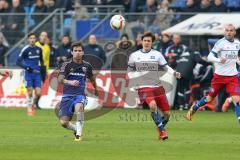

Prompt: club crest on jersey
[
  {"left": 150, "top": 56, "right": 155, "bottom": 59},
  {"left": 36, "top": 50, "right": 40, "bottom": 54},
  {"left": 82, "top": 67, "right": 87, "bottom": 73},
  {"left": 28, "top": 52, "right": 32, "bottom": 55},
  {"left": 70, "top": 68, "right": 74, "bottom": 72}
]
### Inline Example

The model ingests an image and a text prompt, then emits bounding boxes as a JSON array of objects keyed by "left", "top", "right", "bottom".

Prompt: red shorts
[
  {"left": 137, "top": 86, "right": 170, "bottom": 112},
  {"left": 208, "top": 74, "right": 240, "bottom": 98}
]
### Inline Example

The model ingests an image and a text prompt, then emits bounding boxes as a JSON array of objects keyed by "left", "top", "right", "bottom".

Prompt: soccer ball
[{"left": 110, "top": 15, "right": 126, "bottom": 30}]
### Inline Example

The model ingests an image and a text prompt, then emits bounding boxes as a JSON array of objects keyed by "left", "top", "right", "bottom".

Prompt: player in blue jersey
[
  {"left": 58, "top": 42, "right": 98, "bottom": 141},
  {"left": 16, "top": 32, "right": 46, "bottom": 116}
]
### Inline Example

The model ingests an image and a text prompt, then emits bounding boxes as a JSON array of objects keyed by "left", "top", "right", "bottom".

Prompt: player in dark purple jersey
[{"left": 58, "top": 42, "right": 98, "bottom": 141}]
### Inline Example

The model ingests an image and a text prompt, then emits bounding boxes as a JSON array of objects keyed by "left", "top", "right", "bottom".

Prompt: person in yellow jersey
[
  {"left": 35, "top": 31, "right": 50, "bottom": 109},
  {"left": 35, "top": 31, "right": 50, "bottom": 73}
]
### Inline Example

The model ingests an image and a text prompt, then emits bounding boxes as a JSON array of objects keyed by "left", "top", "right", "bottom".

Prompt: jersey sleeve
[
  {"left": 86, "top": 63, "right": 93, "bottom": 79},
  {"left": 19, "top": 47, "right": 27, "bottom": 58},
  {"left": 16, "top": 47, "right": 28, "bottom": 69},
  {"left": 158, "top": 52, "right": 167, "bottom": 66},
  {"left": 211, "top": 40, "right": 222, "bottom": 57},
  {"left": 128, "top": 53, "right": 135, "bottom": 67}
]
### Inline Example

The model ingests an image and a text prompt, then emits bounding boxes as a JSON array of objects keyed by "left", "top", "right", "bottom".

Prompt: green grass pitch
[{"left": 0, "top": 108, "right": 239, "bottom": 160}]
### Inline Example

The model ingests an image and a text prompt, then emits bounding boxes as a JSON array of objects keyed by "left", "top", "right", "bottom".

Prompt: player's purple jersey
[{"left": 59, "top": 60, "right": 93, "bottom": 96}]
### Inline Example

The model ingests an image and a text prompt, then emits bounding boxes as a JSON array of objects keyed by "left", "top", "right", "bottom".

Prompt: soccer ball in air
[{"left": 110, "top": 15, "right": 126, "bottom": 30}]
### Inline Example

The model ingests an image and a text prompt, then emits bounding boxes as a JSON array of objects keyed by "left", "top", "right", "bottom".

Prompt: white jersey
[
  {"left": 210, "top": 37, "right": 240, "bottom": 76},
  {"left": 128, "top": 49, "right": 167, "bottom": 88}
]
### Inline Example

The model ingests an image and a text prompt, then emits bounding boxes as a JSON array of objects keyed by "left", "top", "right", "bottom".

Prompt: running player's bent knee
[
  {"left": 149, "top": 102, "right": 158, "bottom": 112},
  {"left": 60, "top": 120, "right": 69, "bottom": 128}
]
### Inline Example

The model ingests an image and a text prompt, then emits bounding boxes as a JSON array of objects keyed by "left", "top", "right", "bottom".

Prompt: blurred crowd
[
  {"left": 0, "top": 0, "right": 237, "bottom": 45},
  {"left": 0, "top": 0, "right": 239, "bottom": 111}
]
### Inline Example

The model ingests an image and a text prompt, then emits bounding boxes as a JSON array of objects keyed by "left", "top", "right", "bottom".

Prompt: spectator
[
  {"left": 152, "top": 32, "right": 161, "bottom": 50},
  {"left": 152, "top": 0, "right": 173, "bottom": 32},
  {"left": 143, "top": 0, "right": 158, "bottom": 26},
  {"left": 157, "top": 32, "right": 172, "bottom": 56},
  {"left": 22, "top": 0, "right": 35, "bottom": 6},
  {"left": 32, "top": 0, "right": 47, "bottom": 26},
  {"left": 35, "top": 31, "right": 51, "bottom": 72},
  {"left": 72, "top": 1, "right": 89, "bottom": 20},
  {"left": 123, "top": 0, "right": 131, "bottom": 12},
  {"left": 165, "top": 34, "right": 187, "bottom": 69},
  {"left": 135, "top": 32, "right": 143, "bottom": 50},
  {"left": 0, "top": 0, "right": 10, "bottom": 30},
  {"left": 45, "top": 36, "right": 58, "bottom": 67},
  {"left": 46, "top": 0, "right": 57, "bottom": 12},
  {"left": 84, "top": 34, "right": 106, "bottom": 69},
  {"left": 2, "top": 0, "right": 25, "bottom": 45},
  {"left": 0, "top": 36, "right": 8, "bottom": 66},
  {"left": 130, "top": 0, "right": 146, "bottom": 13},
  {"left": 210, "top": 0, "right": 227, "bottom": 12},
  {"left": 111, "top": 33, "right": 136, "bottom": 70},
  {"left": 186, "top": 0, "right": 200, "bottom": 12},
  {"left": 56, "top": 35, "right": 71, "bottom": 65},
  {"left": 55, "top": 0, "right": 73, "bottom": 12},
  {"left": 199, "top": 0, "right": 212, "bottom": 12}
]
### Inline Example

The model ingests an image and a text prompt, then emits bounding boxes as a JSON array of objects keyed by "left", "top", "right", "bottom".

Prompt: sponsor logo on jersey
[
  {"left": 226, "top": 51, "right": 237, "bottom": 59},
  {"left": 69, "top": 72, "right": 85, "bottom": 76}
]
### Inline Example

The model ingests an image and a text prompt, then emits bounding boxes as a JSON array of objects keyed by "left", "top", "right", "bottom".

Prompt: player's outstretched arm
[{"left": 162, "top": 65, "right": 181, "bottom": 79}]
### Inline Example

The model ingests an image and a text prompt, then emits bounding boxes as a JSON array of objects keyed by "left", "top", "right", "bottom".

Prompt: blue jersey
[
  {"left": 17, "top": 45, "right": 43, "bottom": 71},
  {"left": 59, "top": 60, "right": 93, "bottom": 96}
]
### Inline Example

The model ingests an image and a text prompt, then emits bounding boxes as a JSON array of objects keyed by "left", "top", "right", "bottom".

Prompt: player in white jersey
[
  {"left": 128, "top": 32, "right": 181, "bottom": 140},
  {"left": 187, "top": 24, "right": 240, "bottom": 123}
]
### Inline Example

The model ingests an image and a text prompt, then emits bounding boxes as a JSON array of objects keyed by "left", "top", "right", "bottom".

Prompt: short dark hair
[
  {"left": 27, "top": 32, "right": 35, "bottom": 38},
  {"left": 141, "top": 32, "right": 155, "bottom": 42},
  {"left": 71, "top": 41, "right": 84, "bottom": 51}
]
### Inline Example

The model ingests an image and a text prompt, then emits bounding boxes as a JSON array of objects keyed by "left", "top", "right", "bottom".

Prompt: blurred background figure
[
  {"left": 84, "top": 34, "right": 106, "bottom": 69},
  {"left": 56, "top": 35, "right": 71, "bottom": 66},
  {"left": 0, "top": 36, "right": 8, "bottom": 67},
  {"left": 35, "top": 31, "right": 50, "bottom": 72},
  {"left": 111, "top": 33, "right": 136, "bottom": 70}
]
